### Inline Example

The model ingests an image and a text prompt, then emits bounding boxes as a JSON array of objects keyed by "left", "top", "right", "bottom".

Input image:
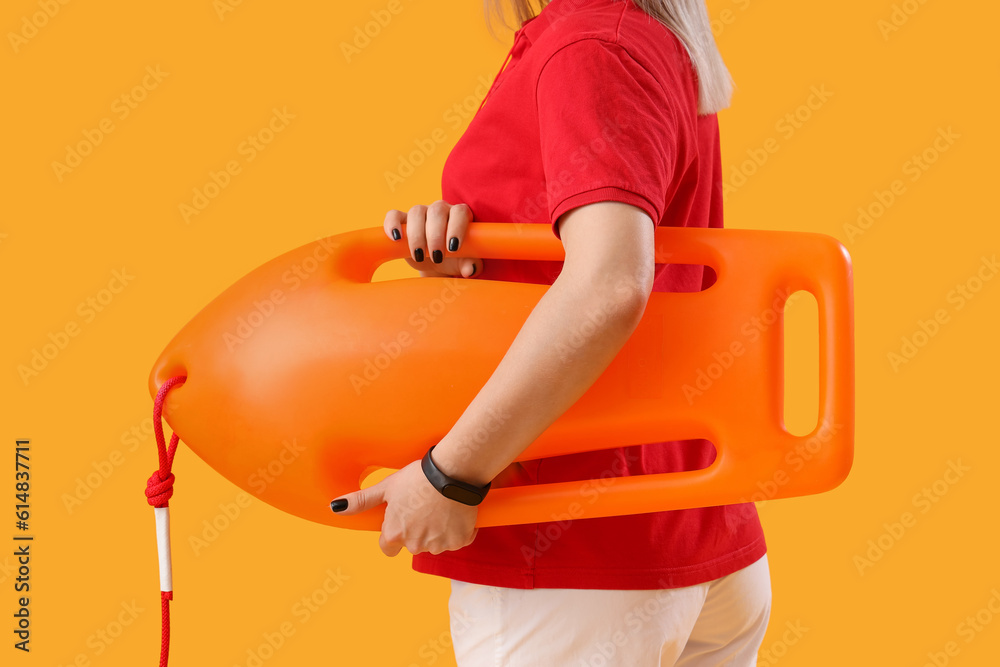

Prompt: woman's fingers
[
  {"left": 384, "top": 201, "right": 482, "bottom": 277},
  {"left": 446, "top": 204, "right": 482, "bottom": 277},
  {"left": 459, "top": 257, "right": 481, "bottom": 278},
  {"left": 383, "top": 209, "right": 406, "bottom": 243},
  {"left": 445, "top": 202, "right": 472, "bottom": 256},
  {"left": 405, "top": 257, "right": 482, "bottom": 279},
  {"left": 405, "top": 204, "right": 428, "bottom": 263},
  {"left": 424, "top": 200, "right": 451, "bottom": 265}
]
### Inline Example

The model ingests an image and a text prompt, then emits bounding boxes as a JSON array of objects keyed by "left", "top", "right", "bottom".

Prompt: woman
[{"left": 331, "top": 0, "right": 771, "bottom": 664}]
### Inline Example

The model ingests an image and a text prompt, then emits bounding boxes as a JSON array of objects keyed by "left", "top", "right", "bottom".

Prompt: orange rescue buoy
[{"left": 148, "top": 222, "right": 854, "bottom": 531}]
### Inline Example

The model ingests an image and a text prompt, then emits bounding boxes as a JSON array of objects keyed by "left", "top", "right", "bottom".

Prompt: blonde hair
[{"left": 483, "top": 0, "right": 734, "bottom": 115}]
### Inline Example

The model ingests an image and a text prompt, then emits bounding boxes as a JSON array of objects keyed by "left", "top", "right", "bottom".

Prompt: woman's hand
[
  {"left": 384, "top": 200, "right": 483, "bottom": 278},
  {"left": 330, "top": 459, "right": 479, "bottom": 557},
  {"left": 330, "top": 457, "right": 532, "bottom": 556}
]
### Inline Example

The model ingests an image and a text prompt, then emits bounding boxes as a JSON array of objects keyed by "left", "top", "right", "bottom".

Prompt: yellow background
[{"left": 2, "top": 0, "right": 998, "bottom": 665}]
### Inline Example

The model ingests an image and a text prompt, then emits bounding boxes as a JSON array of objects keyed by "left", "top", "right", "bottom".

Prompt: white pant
[{"left": 448, "top": 553, "right": 771, "bottom": 667}]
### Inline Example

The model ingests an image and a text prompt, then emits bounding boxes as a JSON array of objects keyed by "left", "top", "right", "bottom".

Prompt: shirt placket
[{"left": 476, "top": 28, "right": 531, "bottom": 116}]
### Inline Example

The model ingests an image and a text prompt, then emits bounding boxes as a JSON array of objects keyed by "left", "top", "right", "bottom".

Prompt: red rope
[
  {"left": 146, "top": 375, "right": 186, "bottom": 667},
  {"left": 159, "top": 590, "right": 173, "bottom": 666}
]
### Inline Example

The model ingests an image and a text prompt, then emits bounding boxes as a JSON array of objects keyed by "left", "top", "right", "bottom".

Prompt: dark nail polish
[
  {"left": 414, "top": 248, "right": 424, "bottom": 262},
  {"left": 391, "top": 228, "right": 400, "bottom": 241},
  {"left": 448, "top": 237, "right": 459, "bottom": 252},
  {"left": 432, "top": 249, "right": 443, "bottom": 264},
  {"left": 330, "top": 498, "right": 348, "bottom": 512}
]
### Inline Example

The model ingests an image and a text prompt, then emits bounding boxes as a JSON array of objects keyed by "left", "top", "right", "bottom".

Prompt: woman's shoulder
[{"left": 530, "top": 0, "right": 690, "bottom": 86}]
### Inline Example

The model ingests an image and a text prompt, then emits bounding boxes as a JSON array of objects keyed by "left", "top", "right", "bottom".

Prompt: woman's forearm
[{"left": 429, "top": 269, "right": 648, "bottom": 487}]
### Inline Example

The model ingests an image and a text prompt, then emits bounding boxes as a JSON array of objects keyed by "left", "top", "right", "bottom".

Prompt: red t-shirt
[{"left": 410, "top": 0, "right": 766, "bottom": 589}]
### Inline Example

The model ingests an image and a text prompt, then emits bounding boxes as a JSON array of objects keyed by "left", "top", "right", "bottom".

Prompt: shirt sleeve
[{"left": 536, "top": 38, "right": 678, "bottom": 240}]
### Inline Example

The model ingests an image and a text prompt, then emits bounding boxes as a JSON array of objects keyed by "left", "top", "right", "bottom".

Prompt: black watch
[{"left": 421, "top": 445, "right": 491, "bottom": 506}]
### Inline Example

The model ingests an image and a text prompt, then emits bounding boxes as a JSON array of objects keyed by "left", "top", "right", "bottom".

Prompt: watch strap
[{"left": 421, "top": 445, "right": 491, "bottom": 506}]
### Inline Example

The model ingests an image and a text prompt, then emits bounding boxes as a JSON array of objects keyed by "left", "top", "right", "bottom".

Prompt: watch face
[{"left": 443, "top": 484, "right": 482, "bottom": 506}]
